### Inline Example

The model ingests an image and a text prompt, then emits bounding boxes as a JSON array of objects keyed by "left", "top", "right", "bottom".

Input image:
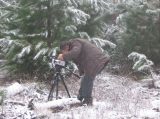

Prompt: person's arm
[{"left": 63, "top": 41, "right": 82, "bottom": 61}]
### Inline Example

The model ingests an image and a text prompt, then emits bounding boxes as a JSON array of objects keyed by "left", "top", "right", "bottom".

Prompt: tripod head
[
  {"left": 53, "top": 59, "right": 66, "bottom": 67},
  {"left": 50, "top": 56, "right": 80, "bottom": 78},
  {"left": 50, "top": 56, "right": 66, "bottom": 72}
]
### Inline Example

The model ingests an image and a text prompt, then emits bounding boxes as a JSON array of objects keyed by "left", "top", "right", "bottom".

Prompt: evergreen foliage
[
  {"left": 128, "top": 52, "right": 154, "bottom": 73},
  {"left": 0, "top": 0, "right": 115, "bottom": 79},
  {"left": 1, "top": 0, "right": 159, "bottom": 79},
  {"left": 117, "top": 1, "right": 160, "bottom": 63}
]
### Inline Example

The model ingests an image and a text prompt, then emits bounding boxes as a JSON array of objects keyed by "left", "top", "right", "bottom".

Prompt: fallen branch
[
  {"left": 31, "top": 98, "right": 81, "bottom": 112},
  {"left": 5, "top": 100, "right": 25, "bottom": 106}
]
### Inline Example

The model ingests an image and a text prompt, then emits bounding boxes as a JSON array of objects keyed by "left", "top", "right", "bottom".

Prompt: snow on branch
[
  {"left": 0, "top": 0, "right": 18, "bottom": 8},
  {"left": 0, "top": 0, "right": 11, "bottom": 6},
  {"left": 64, "top": 0, "right": 78, "bottom": 7},
  {"left": 65, "top": 25, "right": 77, "bottom": 35},
  {"left": 48, "top": 47, "right": 58, "bottom": 57},
  {"left": 0, "top": 38, "right": 22, "bottom": 54},
  {"left": 90, "top": 0, "right": 99, "bottom": 12},
  {"left": 67, "top": 6, "right": 90, "bottom": 25},
  {"left": 78, "top": 32, "right": 90, "bottom": 39},
  {"left": 0, "top": 38, "right": 13, "bottom": 48},
  {"left": 105, "top": 24, "right": 120, "bottom": 36},
  {"left": 0, "top": 38, "right": 24, "bottom": 50},
  {"left": 35, "top": 42, "right": 44, "bottom": 50},
  {"left": 79, "top": 0, "right": 111, "bottom": 13},
  {"left": 90, "top": 0, "right": 113, "bottom": 13},
  {"left": 17, "top": 45, "right": 31, "bottom": 58},
  {"left": 33, "top": 48, "right": 48, "bottom": 60},
  {"left": 146, "top": 9, "right": 160, "bottom": 21},
  {"left": 146, "top": 9, "right": 160, "bottom": 15},
  {"left": 128, "top": 52, "right": 154, "bottom": 72},
  {"left": 91, "top": 38, "right": 116, "bottom": 50}
]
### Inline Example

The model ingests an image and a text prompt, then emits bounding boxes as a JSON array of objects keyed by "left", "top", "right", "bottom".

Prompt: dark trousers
[{"left": 78, "top": 75, "right": 94, "bottom": 98}]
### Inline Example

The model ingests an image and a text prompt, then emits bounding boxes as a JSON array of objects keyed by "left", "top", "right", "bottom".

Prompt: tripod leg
[
  {"left": 56, "top": 77, "right": 59, "bottom": 100},
  {"left": 60, "top": 75, "right": 71, "bottom": 98},
  {"left": 48, "top": 80, "right": 56, "bottom": 101}
]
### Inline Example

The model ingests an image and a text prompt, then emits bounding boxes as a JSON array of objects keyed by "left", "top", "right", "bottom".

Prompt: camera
[{"left": 52, "top": 59, "right": 66, "bottom": 67}]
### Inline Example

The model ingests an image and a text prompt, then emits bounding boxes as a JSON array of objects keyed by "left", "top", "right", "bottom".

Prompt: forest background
[{"left": 0, "top": 0, "right": 160, "bottom": 80}]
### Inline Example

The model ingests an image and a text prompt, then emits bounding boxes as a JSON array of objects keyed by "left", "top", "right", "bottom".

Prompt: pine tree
[
  {"left": 116, "top": 0, "right": 160, "bottom": 64},
  {"left": 0, "top": 0, "right": 116, "bottom": 79}
]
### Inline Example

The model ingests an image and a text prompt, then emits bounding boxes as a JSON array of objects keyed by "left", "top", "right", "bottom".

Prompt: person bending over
[{"left": 58, "top": 38, "right": 110, "bottom": 105}]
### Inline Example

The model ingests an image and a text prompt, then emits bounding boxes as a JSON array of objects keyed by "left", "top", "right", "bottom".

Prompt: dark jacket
[{"left": 63, "top": 38, "right": 110, "bottom": 78}]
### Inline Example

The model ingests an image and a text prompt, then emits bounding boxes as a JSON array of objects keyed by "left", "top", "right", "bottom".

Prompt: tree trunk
[{"left": 46, "top": 0, "right": 52, "bottom": 48}]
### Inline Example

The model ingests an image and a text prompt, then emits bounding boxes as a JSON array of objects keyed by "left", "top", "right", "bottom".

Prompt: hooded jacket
[{"left": 63, "top": 38, "right": 110, "bottom": 78}]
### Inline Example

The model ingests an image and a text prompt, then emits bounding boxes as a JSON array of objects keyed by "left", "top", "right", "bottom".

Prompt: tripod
[{"left": 48, "top": 64, "right": 80, "bottom": 101}]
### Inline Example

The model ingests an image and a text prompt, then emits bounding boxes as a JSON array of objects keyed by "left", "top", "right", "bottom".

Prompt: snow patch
[
  {"left": 139, "top": 109, "right": 159, "bottom": 118},
  {"left": 5, "top": 82, "right": 25, "bottom": 97}
]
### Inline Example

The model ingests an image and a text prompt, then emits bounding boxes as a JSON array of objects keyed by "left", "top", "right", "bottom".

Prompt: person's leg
[{"left": 77, "top": 75, "right": 94, "bottom": 105}]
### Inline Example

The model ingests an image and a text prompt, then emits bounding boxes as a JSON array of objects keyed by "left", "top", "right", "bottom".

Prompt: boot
[
  {"left": 82, "top": 97, "right": 93, "bottom": 106},
  {"left": 77, "top": 94, "right": 83, "bottom": 101}
]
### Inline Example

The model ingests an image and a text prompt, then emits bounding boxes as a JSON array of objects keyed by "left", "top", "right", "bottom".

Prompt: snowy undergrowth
[{"left": 0, "top": 72, "right": 160, "bottom": 119}]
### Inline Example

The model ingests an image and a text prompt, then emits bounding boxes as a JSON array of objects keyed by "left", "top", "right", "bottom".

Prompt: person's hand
[{"left": 57, "top": 54, "right": 64, "bottom": 60}]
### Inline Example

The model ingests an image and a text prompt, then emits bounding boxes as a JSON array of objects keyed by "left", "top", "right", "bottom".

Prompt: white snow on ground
[
  {"left": 0, "top": 72, "right": 160, "bottom": 119},
  {"left": 5, "top": 82, "right": 25, "bottom": 97}
]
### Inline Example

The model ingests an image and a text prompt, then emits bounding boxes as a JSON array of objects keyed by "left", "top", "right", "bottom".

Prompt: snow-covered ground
[{"left": 0, "top": 72, "right": 160, "bottom": 119}]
